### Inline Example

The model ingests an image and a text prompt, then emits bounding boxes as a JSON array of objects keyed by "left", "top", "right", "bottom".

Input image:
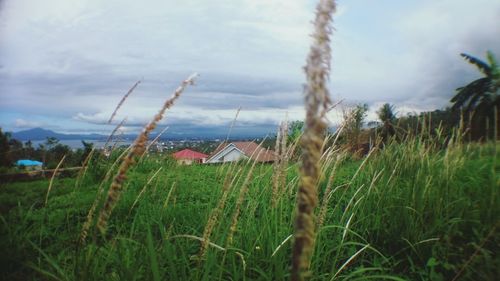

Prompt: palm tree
[
  {"left": 376, "top": 103, "right": 396, "bottom": 142},
  {"left": 451, "top": 51, "right": 499, "bottom": 129}
]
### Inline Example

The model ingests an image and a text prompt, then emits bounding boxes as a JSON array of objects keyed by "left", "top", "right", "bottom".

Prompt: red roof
[{"left": 172, "top": 149, "right": 208, "bottom": 160}]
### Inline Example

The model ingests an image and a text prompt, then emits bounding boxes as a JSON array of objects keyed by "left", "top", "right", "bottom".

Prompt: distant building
[
  {"left": 172, "top": 149, "right": 208, "bottom": 165},
  {"left": 206, "top": 141, "right": 276, "bottom": 164},
  {"left": 15, "top": 159, "right": 43, "bottom": 170}
]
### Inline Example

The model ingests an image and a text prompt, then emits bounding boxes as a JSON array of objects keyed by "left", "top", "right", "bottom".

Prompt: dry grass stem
[
  {"left": 162, "top": 182, "right": 177, "bottom": 210},
  {"left": 225, "top": 106, "right": 242, "bottom": 142},
  {"left": 96, "top": 73, "right": 198, "bottom": 234},
  {"left": 292, "top": 1, "right": 336, "bottom": 280},
  {"left": 271, "top": 234, "right": 293, "bottom": 257},
  {"left": 143, "top": 126, "right": 169, "bottom": 157},
  {"left": 45, "top": 155, "right": 66, "bottom": 206},
  {"left": 129, "top": 167, "right": 163, "bottom": 213},
  {"left": 103, "top": 117, "right": 127, "bottom": 154},
  {"left": 108, "top": 81, "right": 140, "bottom": 124},
  {"left": 170, "top": 235, "right": 247, "bottom": 271},
  {"left": 74, "top": 148, "right": 96, "bottom": 189}
]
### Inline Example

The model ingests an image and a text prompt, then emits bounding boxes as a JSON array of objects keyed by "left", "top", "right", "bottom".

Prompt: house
[
  {"left": 172, "top": 148, "right": 208, "bottom": 165},
  {"left": 206, "top": 141, "right": 276, "bottom": 164},
  {"left": 15, "top": 159, "right": 43, "bottom": 170}
]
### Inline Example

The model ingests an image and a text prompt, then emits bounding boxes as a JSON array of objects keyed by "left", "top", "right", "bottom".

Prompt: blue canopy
[{"left": 16, "top": 159, "right": 43, "bottom": 166}]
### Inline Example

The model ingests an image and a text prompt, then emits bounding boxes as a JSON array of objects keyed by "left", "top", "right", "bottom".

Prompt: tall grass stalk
[
  {"left": 79, "top": 145, "right": 132, "bottom": 244},
  {"left": 227, "top": 148, "right": 264, "bottom": 246},
  {"left": 225, "top": 106, "right": 242, "bottom": 143},
  {"left": 272, "top": 121, "right": 289, "bottom": 206},
  {"left": 96, "top": 73, "right": 198, "bottom": 234},
  {"left": 199, "top": 164, "right": 243, "bottom": 259},
  {"left": 103, "top": 117, "right": 128, "bottom": 153},
  {"left": 292, "top": 0, "right": 336, "bottom": 280},
  {"left": 129, "top": 167, "right": 163, "bottom": 213},
  {"left": 143, "top": 126, "right": 169, "bottom": 157},
  {"left": 108, "top": 81, "right": 140, "bottom": 124},
  {"left": 74, "top": 148, "right": 96, "bottom": 189},
  {"left": 317, "top": 153, "right": 343, "bottom": 228},
  {"left": 45, "top": 155, "right": 66, "bottom": 206}
]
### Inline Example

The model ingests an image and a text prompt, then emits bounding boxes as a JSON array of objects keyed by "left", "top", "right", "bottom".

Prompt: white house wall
[
  {"left": 207, "top": 146, "right": 247, "bottom": 163},
  {"left": 223, "top": 148, "right": 245, "bottom": 162}
]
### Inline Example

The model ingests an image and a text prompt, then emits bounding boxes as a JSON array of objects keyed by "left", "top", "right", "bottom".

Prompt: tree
[
  {"left": 0, "top": 128, "right": 11, "bottom": 167},
  {"left": 376, "top": 103, "right": 396, "bottom": 142},
  {"left": 288, "top": 120, "right": 304, "bottom": 144},
  {"left": 451, "top": 51, "right": 499, "bottom": 139},
  {"left": 45, "top": 137, "right": 59, "bottom": 150},
  {"left": 342, "top": 103, "right": 368, "bottom": 153},
  {"left": 80, "top": 141, "right": 94, "bottom": 164},
  {"left": 23, "top": 140, "right": 35, "bottom": 159}
]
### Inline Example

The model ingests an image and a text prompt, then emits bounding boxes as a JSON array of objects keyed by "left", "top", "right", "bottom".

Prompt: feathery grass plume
[
  {"left": 96, "top": 73, "right": 198, "bottom": 235},
  {"left": 108, "top": 80, "right": 141, "bottom": 124},
  {"left": 80, "top": 145, "right": 131, "bottom": 245},
  {"left": 272, "top": 120, "right": 289, "bottom": 206},
  {"left": 291, "top": 0, "right": 336, "bottom": 280},
  {"left": 45, "top": 155, "right": 66, "bottom": 206}
]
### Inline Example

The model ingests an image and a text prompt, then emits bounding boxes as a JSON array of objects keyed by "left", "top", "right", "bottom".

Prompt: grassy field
[{"left": 0, "top": 140, "right": 498, "bottom": 281}]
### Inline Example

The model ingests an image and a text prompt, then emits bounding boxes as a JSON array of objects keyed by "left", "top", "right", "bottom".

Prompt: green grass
[{"left": 0, "top": 141, "right": 498, "bottom": 280}]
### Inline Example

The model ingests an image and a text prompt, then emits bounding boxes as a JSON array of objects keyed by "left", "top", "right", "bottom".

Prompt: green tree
[
  {"left": 376, "top": 103, "right": 396, "bottom": 142},
  {"left": 288, "top": 120, "right": 304, "bottom": 144},
  {"left": 342, "top": 103, "right": 368, "bottom": 152},
  {"left": 80, "top": 140, "right": 94, "bottom": 164},
  {"left": 23, "top": 140, "right": 35, "bottom": 159},
  {"left": 0, "top": 128, "right": 11, "bottom": 167},
  {"left": 45, "top": 137, "right": 59, "bottom": 150}
]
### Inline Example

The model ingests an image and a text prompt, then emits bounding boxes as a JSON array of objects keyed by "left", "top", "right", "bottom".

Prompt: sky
[{"left": 0, "top": 0, "right": 499, "bottom": 137}]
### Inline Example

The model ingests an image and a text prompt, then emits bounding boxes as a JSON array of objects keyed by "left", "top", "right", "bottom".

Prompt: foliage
[
  {"left": 288, "top": 120, "right": 304, "bottom": 144},
  {"left": 451, "top": 51, "right": 500, "bottom": 140},
  {"left": 376, "top": 103, "right": 397, "bottom": 142},
  {"left": 0, "top": 128, "right": 11, "bottom": 167},
  {"left": 0, "top": 130, "right": 95, "bottom": 171},
  {"left": 0, "top": 137, "right": 497, "bottom": 280},
  {"left": 341, "top": 103, "right": 369, "bottom": 154}
]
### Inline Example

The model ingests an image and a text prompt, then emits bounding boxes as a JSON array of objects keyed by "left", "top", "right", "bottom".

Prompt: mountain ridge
[{"left": 11, "top": 128, "right": 108, "bottom": 141}]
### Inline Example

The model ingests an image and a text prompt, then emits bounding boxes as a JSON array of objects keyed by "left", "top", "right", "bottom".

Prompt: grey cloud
[{"left": 2, "top": 0, "right": 500, "bottom": 135}]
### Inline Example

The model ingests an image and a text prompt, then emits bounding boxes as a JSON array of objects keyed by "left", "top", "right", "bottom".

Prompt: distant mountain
[
  {"left": 12, "top": 128, "right": 108, "bottom": 141},
  {"left": 10, "top": 126, "right": 280, "bottom": 142}
]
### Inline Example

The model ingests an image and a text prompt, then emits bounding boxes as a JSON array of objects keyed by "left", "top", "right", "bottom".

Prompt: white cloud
[{"left": 14, "top": 118, "right": 43, "bottom": 128}]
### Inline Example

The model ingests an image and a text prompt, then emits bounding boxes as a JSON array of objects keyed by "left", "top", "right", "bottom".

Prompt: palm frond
[
  {"left": 451, "top": 77, "right": 491, "bottom": 111},
  {"left": 460, "top": 53, "right": 491, "bottom": 76},
  {"left": 486, "top": 51, "right": 500, "bottom": 80}
]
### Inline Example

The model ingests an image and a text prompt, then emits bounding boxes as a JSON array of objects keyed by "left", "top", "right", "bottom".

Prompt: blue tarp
[{"left": 16, "top": 159, "right": 43, "bottom": 166}]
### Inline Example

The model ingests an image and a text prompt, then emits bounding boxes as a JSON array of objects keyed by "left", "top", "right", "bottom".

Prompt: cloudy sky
[{"left": 0, "top": 0, "right": 499, "bottom": 137}]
